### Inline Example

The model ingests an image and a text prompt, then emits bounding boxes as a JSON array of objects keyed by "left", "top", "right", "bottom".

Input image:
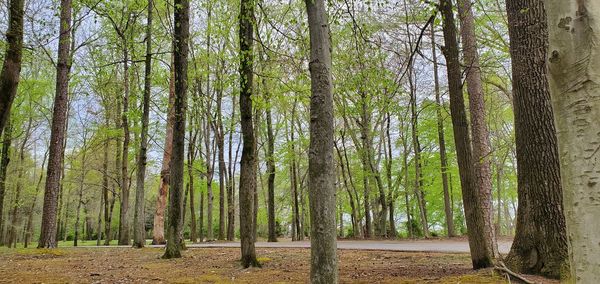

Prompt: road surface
[{"left": 84, "top": 239, "right": 512, "bottom": 254}]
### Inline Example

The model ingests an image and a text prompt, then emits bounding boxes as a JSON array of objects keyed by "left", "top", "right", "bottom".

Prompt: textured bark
[
  {"left": 545, "top": 1, "right": 600, "bottom": 281},
  {"left": 0, "top": 0, "right": 25, "bottom": 137},
  {"left": 38, "top": 0, "right": 72, "bottom": 248},
  {"left": 162, "top": 0, "right": 188, "bottom": 259},
  {"left": 431, "top": 26, "right": 454, "bottom": 237},
  {"left": 133, "top": 0, "right": 154, "bottom": 249},
  {"left": 503, "top": 0, "right": 568, "bottom": 278},
  {"left": 439, "top": 0, "right": 494, "bottom": 269},
  {"left": 0, "top": 123, "right": 12, "bottom": 246},
  {"left": 305, "top": 0, "right": 338, "bottom": 282},
  {"left": 152, "top": 57, "right": 175, "bottom": 245},
  {"left": 239, "top": 0, "right": 260, "bottom": 268},
  {"left": 457, "top": 0, "right": 498, "bottom": 262}
]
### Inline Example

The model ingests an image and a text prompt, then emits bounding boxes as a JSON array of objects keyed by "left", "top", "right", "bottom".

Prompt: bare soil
[{"left": 0, "top": 247, "right": 557, "bottom": 283}]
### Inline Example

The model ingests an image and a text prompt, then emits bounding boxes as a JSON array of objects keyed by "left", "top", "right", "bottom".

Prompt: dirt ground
[{"left": 0, "top": 247, "right": 557, "bottom": 283}]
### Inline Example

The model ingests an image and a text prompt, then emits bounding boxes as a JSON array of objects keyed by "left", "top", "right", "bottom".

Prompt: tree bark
[
  {"left": 0, "top": 123, "right": 12, "bottom": 246},
  {"left": 0, "top": 0, "right": 25, "bottom": 137},
  {"left": 503, "top": 0, "right": 568, "bottom": 278},
  {"left": 152, "top": 57, "right": 175, "bottom": 245},
  {"left": 305, "top": 0, "right": 338, "bottom": 282},
  {"left": 439, "top": 0, "right": 495, "bottom": 269},
  {"left": 118, "top": 40, "right": 131, "bottom": 246},
  {"left": 162, "top": 0, "right": 189, "bottom": 259},
  {"left": 545, "top": 0, "right": 600, "bottom": 281},
  {"left": 38, "top": 0, "right": 72, "bottom": 249},
  {"left": 265, "top": 79, "right": 277, "bottom": 243},
  {"left": 457, "top": 0, "right": 498, "bottom": 261},
  {"left": 239, "top": 0, "right": 260, "bottom": 268},
  {"left": 133, "top": 0, "right": 154, "bottom": 249}
]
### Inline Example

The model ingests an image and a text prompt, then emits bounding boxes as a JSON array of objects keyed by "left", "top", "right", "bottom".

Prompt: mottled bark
[
  {"left": 545, "top": 0, "right": 600, "bottom": 281},
  {"left": 239, "top": 0, "right": 259, "bottom": 267},
  {"left": 38, "top": 0, "right": 72, "bottom": 248},
  {"left": 0, "top": 0, "right": 25, "bottom": 137},
  {"left": 305, "top": 0, "right": 338, "bottom": 282},
  {"left": 162, "top": 0, "right": 189, "bottom": 259}
]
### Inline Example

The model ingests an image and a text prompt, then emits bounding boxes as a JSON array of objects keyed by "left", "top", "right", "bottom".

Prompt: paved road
[
  {"left": 181, "top": 240, "right": 512, "bottom": 254},
  {"left": 77, "top": 239, "right": 512, "bottom": 254}
]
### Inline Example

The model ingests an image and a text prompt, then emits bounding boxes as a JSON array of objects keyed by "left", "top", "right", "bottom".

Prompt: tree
[
  {"left": 438, "top": 0, "right": 493, "bottom": 269},
  {"left": 38, "top": 0, "right": 72, "bottom": 249},
  {"left": 0, "top": 123, "right": 12, "bottom": 246},
  {"left": 264, "top": 77, "right": 277, "bottom": 243},
  {"left": 545, "top": 0, "right": 600, "bottom": 281},
  {"left": 305, "top": 0, "right": 338, "bottom": 282},
  {"left": 431, "top": 26, "right": 454, "bottom": 237},
  {"left": 163, "top": 0, "right": 189, "bottom": 259},
  {"left": 239, "top": 0, "right": 260, "bottom": 268},
  {"left": 133, "top": 0, "right": 154, "bottom": 249},
  {"left": 0, "top": 0, "right": 25, "bottom": 137},
  {"left": 503, "top": 0, "right": 568, "bottom": 278},
  {"left": 456, "top": 0, "right": 498, "bottom": 263}
]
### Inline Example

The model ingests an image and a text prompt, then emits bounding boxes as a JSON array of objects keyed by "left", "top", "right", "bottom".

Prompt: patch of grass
[{"left": 257, "top": 257, "right": 272, "bottom": 264}]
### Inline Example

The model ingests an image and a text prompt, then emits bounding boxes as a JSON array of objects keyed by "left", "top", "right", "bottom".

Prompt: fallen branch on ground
[{"left": 494, "top": 261, "right": 534, "bottom": 284}]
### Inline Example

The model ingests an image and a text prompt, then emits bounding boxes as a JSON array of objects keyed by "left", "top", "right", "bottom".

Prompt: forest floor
[{"left": 0, "top": 245, "right": 557, "bottom": 283}]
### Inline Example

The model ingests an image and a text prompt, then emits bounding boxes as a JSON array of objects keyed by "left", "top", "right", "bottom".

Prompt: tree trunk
[
  {"left": 457, "top": 0, "right": 498, "bottom": 261},
  {"left": 305, "top": 0, "right": 338, "bottom": 282},
  {"left": 38, "top": 0, "right": 72, "bottom": 248},
  {"left": 226, "top": 93, "right": 236, "bottom": 241},
  {"left": 73, "top": 150, "right": 86, "bottom": 247},
  {"left": 133, "top": 0, "right": 154, "bottom": 249},
  {"left": 118, "top": 41, "right": 131, "bottom": 246},
  {"left": 504, "top": 3, "right": 569, "bottom": 274},
  {"left": 265, "top": 81, "right": 277, "bottom": 242},
  {"left": 431, "top": 26, "right": 454, "bottom": 237},
  {"left": 439, "top": 0, "right": 495, "bottom": 268},
  {"left": 0, "top": 0, "right": 25, "bottom": 137},
  {"left": 152, "top": 56, "right": 175, "bottom": 245},
  {"left": 162, "top": 0, "right": 189, "bottom": 259},
  {"left": 545, "top": 1, "right": 600, "bottom": 281},
  {"left": 0, "top": 123, "right": 12, "bottom": 246},
  {"left": 187, "top": 126, "right": 197, "bottom": 243},
  {"left": 102, "top": 114, "right": 112, "bottom": 246},
  {"left": 239, "top": 0, "right": 260, "bottom": 268}
]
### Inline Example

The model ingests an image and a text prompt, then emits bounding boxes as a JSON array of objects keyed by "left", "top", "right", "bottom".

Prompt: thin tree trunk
[
  {"left": 74, "top": 147, "right": 86, "bottom": 247},
  {"left": 265, "top": 79, "right": 277, "bottom": 242},
  {"left": 8, "top": 122, "right": 31, "bottom": 247},
  {"left": 162, "top": 0, "right": 189, "bottom": 259},
  {"left": 38, "top": 0, "right": 72, "bottom": 248},
  {"left": 0, "top": 0, "right": 25, "bottom": 137},
  {"left": 457, "top": 0, "right": 498, "bottom": 261},
  {"left": 439, "top": 0, "right": 494, "bottom": 268},
  {"left": 431, "top": 26, "right": 454, "bottom": 237},
  {"left": 133, "top": 0, "right": 154, "bottom": 249},
  {"left": 24, "top": 149, "right": 47, "bottom": 248},
  {"left": 118, "top": 41, "right": 131, "bottom": 246}
]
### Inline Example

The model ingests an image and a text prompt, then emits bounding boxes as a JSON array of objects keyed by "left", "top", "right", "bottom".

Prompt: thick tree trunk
[
  {"left": 162, "top": 0, "right": 189, "bottom": 259},
  {"left": 0, "top": 0, "right": 25, "bottom": 137},
  {"left": 457, "top": 0, "right": 498, "bottom": 261},
  {"left": 439, "top": 0, "right": 495, "bottom": 269},
  {"left": 431, "top": 26, "right": 454, "bottom": 237},
  {"left": 545, "top": 1, "right": 600, "bottom": 281},
  {"left": 503, "top": 0, "right": 568, "bottom": 278},
  {"left": 133, "top": 0, "right": 154, "bottom": 249},
  {"left": 305, "top": 0, "right": 338, "bottom": 282},
  {"left": 152, "top": 57, "right": 175, "bottom": 245},
  {"left": 0, "top": 123, "right": 12, "bottom": 246},
  {"left": 38, "top": 0, "right": 72, "bottom": 249},
  {"left": 239, "top": 0, "right": 259, "bottom": 268}
]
